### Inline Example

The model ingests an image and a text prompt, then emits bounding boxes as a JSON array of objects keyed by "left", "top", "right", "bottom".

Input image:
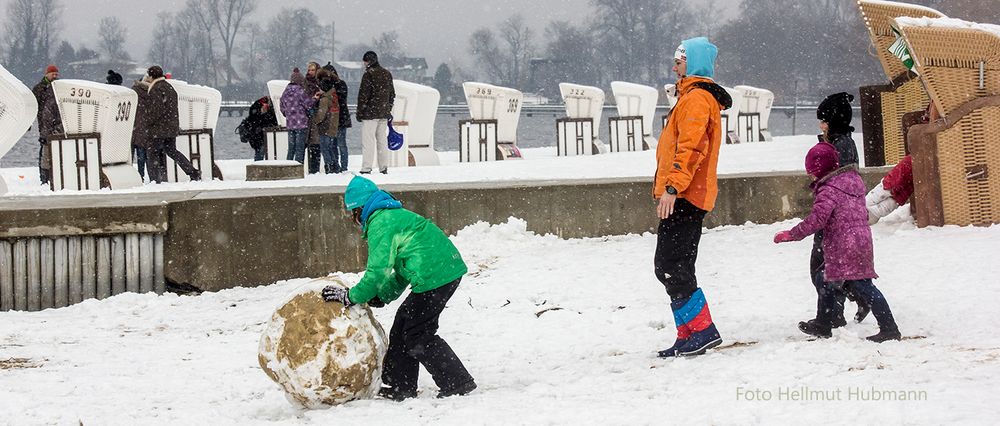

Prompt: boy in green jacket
[{"left": 323, "top": 176, "right": 476, "bottom": 401}]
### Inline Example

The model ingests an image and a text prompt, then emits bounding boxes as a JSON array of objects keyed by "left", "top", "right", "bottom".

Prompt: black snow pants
[
  {"left": 382, "top": 278, "right": 474, "bottom": 396},
  {"left": 654, "top": 198, "right": 707, "bottom": 301}
]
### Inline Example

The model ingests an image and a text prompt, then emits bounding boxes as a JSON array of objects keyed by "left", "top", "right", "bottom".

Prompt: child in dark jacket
[
  {"left": 774, "top": 142, "right": 901, "bottom": 342},
  {"left": 811, "top": 92, "right": 870, "bottom": 325}
]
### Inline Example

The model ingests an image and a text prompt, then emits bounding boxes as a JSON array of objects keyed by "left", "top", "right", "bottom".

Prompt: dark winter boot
[
  {"left": 324, "top": 164, "right": 336, "bottom": 174},
  {"left": 671, "top": 289, "right": 723, "bottom": 357},
  {"left": 378, "top": 386, "right": 417, "bottom": 401},
  {"left": 677, "top": 323, "right": 722, "bottom": 356},
  {"left": 437, "top": 380, "right": 477, "bottom": 398},
  {"left": 801, "top": 316, "right": 846, "bottom": 330},
  {"left": 866, "top": 328, "right": 902, "bottom": 343},
  {"left": 658, "top": 297, "right": 692, "bottom": 358},
  {"left": 657, "top": 336, "right": 687, "bottom": 358},
  {"left": 798, "top": 320, "right": 833, "bottom": 339}
]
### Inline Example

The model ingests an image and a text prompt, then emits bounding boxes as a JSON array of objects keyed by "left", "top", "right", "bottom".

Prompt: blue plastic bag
[{"left": 387, "top": 117, "right": 404, "bottom": 151}]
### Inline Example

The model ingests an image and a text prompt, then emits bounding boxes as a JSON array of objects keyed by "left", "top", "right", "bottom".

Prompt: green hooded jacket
[{"left": 347, "top": 208, "right": 468, "bottom": 305}]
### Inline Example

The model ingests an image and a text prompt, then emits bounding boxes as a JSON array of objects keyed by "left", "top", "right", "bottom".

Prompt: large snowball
[{"left": 258, "top": 277, "right": 387, "bottom": 408}]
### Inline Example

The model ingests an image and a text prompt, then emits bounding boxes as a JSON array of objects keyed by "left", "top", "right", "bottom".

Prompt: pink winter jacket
[{"left": 789, "top": 166, "right": 878, "bottom": 281}]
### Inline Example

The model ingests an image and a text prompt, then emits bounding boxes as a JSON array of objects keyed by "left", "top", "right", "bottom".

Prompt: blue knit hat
[
  {"left": 678, "top": 37, "right": 718, "bottom": 79},
  {"left": 344, "top": 176, "right": 378, "bottom": 210}
]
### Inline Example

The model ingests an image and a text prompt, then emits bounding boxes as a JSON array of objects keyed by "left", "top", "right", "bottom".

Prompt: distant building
[{"left": 65, "top": 56, "right": 146, "bottom": 83}]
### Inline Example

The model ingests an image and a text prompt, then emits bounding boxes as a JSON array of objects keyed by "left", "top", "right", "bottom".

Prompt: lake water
[{"left": 1, "top": 107, "right": 859, "bottom": 168}]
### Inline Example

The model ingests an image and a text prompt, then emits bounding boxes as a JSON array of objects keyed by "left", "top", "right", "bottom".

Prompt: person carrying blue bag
[{"left": 322, "top": 176, "right": 477, "bottom": 401}]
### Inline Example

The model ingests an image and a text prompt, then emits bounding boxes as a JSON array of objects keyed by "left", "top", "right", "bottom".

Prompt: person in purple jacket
[
  {"left": 773, "top": 142, "right": 901, "bottom": 343},
  {"left": 280, "top": 68, "right": 314, "bottom": 163}
]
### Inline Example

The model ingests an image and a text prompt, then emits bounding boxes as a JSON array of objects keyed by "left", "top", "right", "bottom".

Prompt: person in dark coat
[
  {"left": 241, "top": 96, "right": 278, "bottom": 161},
  {"left": 325, "top": 63, "right": 352, "bottom": 172},
  {"left": 356, "top": 51, "right": 395, "bottom": 174},
  {"left": 130, "top": 76, "right": 153, "bottom": 180},
  {"left": 304, "top": 61, "right": 324, "bottom": 174},
  {"left": 803, "top": 92, "right": 869, "bottom": 328},
  {"left": 144, "top": 65, "right": 200, "bottom": 183},
  {"left": 774, "top": 142, "right": 901, "bottom": 343},
  {"left": 31, "top": 64, "right": 64, "bottom": 185},
  {"left": 105, "top": 69, "right": 124, "bottom": 86}
]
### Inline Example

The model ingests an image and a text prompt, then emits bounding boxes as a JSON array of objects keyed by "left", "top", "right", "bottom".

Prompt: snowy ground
[
  {"left": 2, "top": 208, "right": 998, "bottom": 425},
  {"left": 0, "top": 134, "right": 858, "bottom": 197}
]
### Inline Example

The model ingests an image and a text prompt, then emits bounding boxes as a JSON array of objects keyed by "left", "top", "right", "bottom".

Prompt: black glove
[
  {"left": 368, "top": 296, "right": 386, "bottom": 308},
  {"left": 321, "top": 286, "right": 354, "bottom": 306}
]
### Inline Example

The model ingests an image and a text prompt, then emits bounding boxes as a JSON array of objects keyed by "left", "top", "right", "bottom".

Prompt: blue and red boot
[{"left": 671, "top": 288, "right": 723, "bottom": 357}]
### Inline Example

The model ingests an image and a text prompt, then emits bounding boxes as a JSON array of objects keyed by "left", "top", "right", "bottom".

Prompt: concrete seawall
[{"left": 0, "top": 168, "right": 889, "bottom": 293}]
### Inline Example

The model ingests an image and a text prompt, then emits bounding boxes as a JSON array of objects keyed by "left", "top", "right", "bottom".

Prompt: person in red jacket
[
  {"left": 866, "top": 155, "right": 914, "bottom": 224},
  {"left": 866, "top": 102, "right": 937, "bottom": 224}
]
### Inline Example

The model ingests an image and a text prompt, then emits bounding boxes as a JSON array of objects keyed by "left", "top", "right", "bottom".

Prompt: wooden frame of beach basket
[
  {"left": 896, "top": 20, "right": 1000, "bottom": 227},
  {"left": 856, "top": 1, "right": 943, "bottom": 166}
]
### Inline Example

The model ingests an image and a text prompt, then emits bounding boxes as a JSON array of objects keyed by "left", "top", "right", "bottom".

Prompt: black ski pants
[
  {"left": 654, "top": 198, "right": 707, "bottom": 301},
  {"left": 382, "top": 278, "right": 474, "bottom": 396}
]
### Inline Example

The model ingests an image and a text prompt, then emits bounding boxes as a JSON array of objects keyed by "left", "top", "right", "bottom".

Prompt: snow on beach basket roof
[
  {"left": 894, "top": 16, "right": 1000, "bottom": 38},
  {"left": 891, "top": 16, "right": 1000, "bottom": 116}
]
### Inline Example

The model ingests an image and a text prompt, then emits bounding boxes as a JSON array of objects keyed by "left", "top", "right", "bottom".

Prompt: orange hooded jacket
[{"left": 653, "top": 76, "right": 728, "bottom": 212}]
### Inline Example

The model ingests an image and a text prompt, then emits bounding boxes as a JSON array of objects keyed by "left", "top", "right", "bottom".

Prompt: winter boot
[
  {"left": 671, "top": 289, "right": 723, "bottom": 357},
  {"left": 657, "top": 335, "right": 688, "bottom": 358},
  {"left": 866, "top": 328, "right": 902, "bottom": 343},
  {"left": 677, "top": 323, "right": 722, "bottom": 356},
  {"left": 801, "top": 316, "right": 846, "bottom": 330},
  {"left": 437, "top": 380, "right": 477, "bottom": 398},
  {"left": 378, "top": 386, "right": 417, "bottom": 401},
  {"left": 324, "top": 164, "right": 336, "bottom": 174},
  {"left": 798, "top": 320, "right": 833, "bottom": 339},
  {"left": 658, "top": 297, "right": 693, "bottom": 358}
]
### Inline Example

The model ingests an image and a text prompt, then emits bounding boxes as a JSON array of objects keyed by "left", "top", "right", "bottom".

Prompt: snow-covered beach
[
  {"left": 2, "top": 212, "right": 998, "bottom": 425},
  {"left": 3, "top": 134, "right": 998, "bottom": 425}
]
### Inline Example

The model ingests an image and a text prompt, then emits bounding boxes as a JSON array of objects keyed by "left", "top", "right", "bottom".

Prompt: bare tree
[
  {"left": 590, "top": 0, "right": 692, "bottom": 85},
  {"left": 692, "top": 0, "right": 719, "bottom": 39},
  {"left": 500, "top": 15, "right": 535, "bottom": 89},
  {"left": 372, "top": 31, "right": 405, "bottom": 65},
  {"left": 2, "top": 0, "right": 64, "bottom": 79},
  {"left": 237, "top": 22, "right": 265, "bottom": 85},
  {"left": 468, "top": 28, "right": 505, "bottom": 83},
  {"left": 185, "top": 0, "right": 258, "bottom": 86},
  {"left": 541, "top": 21, "right": 599, "bottom": 91},
  {"left": 340, "top": 31, "right": 407, "bottom": 65},
  {"left": 264, "top": 8, "right": 323, "bottom": 78},
  {"left": 467, "top": 13, "right": 536, "bottom": 89},
  {"left": 98, "top": 16, "right": 130, "bottom": 61},
  {"left": 36, "top": 0, "right": 62, "bottom": 69},
  {"left": 147, "top": 10, "right": 215, "bottom": 84}
]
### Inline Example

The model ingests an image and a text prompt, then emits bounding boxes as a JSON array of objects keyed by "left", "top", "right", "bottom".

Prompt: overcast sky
[{"left": 2, "top": 0, "right": 740, "bottom": 70}]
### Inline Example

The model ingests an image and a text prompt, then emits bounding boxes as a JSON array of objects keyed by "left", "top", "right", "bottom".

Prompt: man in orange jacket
[{"left": 653, "top": 37, "right": 732, "bottom": 358}]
